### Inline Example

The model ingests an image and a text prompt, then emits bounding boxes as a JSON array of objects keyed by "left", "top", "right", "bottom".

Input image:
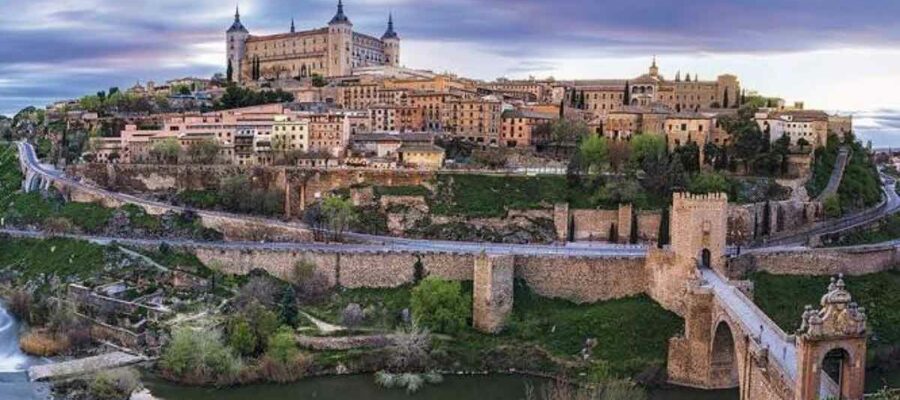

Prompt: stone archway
[
  {"left": 819, "top": 347, "right": 853, "bottom": 400},
  {"left": 709, "top": 320, "right": 739, "bottom": 388},
  {"left": 700, "top": 248, "right": 711, "bottom": 269}
]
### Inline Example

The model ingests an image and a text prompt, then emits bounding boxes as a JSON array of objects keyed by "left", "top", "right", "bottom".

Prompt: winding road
[{"left": 13, "top": 141, "right": 646, "bottom": 258}]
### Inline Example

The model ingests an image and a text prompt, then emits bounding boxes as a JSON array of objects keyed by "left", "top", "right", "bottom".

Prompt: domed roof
[
  {"left": 228, "top": 6, "right": 248, "bottom": 33},
  {"left": 329, "top": 0, "right": 351, "bottom": 25}
]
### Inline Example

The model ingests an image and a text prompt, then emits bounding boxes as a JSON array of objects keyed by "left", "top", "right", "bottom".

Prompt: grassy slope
[
  {"left": 0, "top": 237, "right": 108, "bottom": 283},
  {"left": 751, "top": 271, "right": 900, "bottom": 348},
  {"left": 306, "top": 281, "right": 682, "bottom": 378},
  {"left": 430, "top": 174, "right": 594, "bottom": 217}
]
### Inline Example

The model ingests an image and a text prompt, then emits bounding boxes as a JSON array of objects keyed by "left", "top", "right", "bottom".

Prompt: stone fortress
[{"left": 227, "top": 1, "right": 400, "bottom": 83}]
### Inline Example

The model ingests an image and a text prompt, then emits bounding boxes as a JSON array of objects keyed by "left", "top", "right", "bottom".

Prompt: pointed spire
[
  {"left": 290, "top": 17, "right": 295, "bottom": 33},
  {"left": 382, "top": 12, "right": 399, "bottom": 40},
  {"left": 652, "top": 55, "right": 657, "bottom": 68},
  {"left": 675, "top": 70, "right": 681, "bottom": 82},
  {"left": 329, "top": 0, "right": 351, "bottom": 25},
  {"left": 228, "top": 4, "right": 248, "bottom": 33}
]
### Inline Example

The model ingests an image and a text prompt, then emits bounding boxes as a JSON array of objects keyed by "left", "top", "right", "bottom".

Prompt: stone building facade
[{"left": 226, "top": 1, "right": 400, "bottom": 83}]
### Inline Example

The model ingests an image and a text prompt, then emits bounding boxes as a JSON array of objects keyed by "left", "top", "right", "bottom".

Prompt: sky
[{"left": 2, "top": 0, "right": 900, "bottom": 145}]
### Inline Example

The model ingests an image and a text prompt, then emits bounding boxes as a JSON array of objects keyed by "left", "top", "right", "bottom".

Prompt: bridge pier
[{"left": 472, "top": 254, "right": 514, "bottom": 334}]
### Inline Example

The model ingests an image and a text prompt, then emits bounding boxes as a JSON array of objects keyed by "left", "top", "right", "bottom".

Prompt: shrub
[
  {"left": 410, "top": 277, "right": 470, "bottom": 334},
  {"left": 265, "top": 326, "right": 298, "bottom": 364},
  {"left": 235, "top": 276, "right": 278, "bottom": 309},
  {"left": 227, "top": 318, "right": 257, "bottom": 357},
  {"left": 20, "top": 330, "right": 69, "bottom": 356},
  {"left": 159, "top": 328, "right": 242, "bottom": 385},
  {"left": 43, "top": 217, "right": 75, "bottom": 235},
  {"left": 341, "top": 303, "right": 365, "bottom": 328},
  {"left": 231, "top": 301, "right": 279, "bottom": 354},
  {"left": 8, "top": 289, "right": 33, "bottom": 323},
  {"left": 89, "top": 368, "right": 140, "bottom": 400},
  {"left": 387, "top": 325, "right": 432, "bottom": 371}
]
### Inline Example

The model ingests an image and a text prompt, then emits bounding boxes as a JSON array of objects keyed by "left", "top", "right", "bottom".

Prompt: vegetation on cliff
[
  {"left": 806, "top": 133, "right": 881, "bottom": 214},
  {"left": 751, "top": 271, "right": 900, "bottom": 389}
]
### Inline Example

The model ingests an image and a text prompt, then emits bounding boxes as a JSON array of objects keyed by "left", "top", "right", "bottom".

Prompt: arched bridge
[{"left": 661, "top": 193, "right": 868, "bottom": 400}]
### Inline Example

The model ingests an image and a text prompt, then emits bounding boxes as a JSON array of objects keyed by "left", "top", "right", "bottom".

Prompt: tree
[
  {"left": 823, "top": 195, "right": 841, "bottom": 218},
  {"left": 187, "top": 139, "right": 220, "bottom": 164},
  {"left": 722, "top": 88, "right": 730, "bottom": 109},
  {"left": 595, "top": 176, "right": 645, "bottom": 207},
  {"left": 311, "top": 74, "right": 327, "bottom": 87},
  {"left": 688, "top": 172, "right": 730, "bottom": 194},
  {"left": 159, "top": 328, "right": 241, "bottom": 384},
  {"left": 629, "top": 134, "right": 666, "bottom": 168},
  {"left": 226, "top": 59, "right": 234, "bottom": 83},
  {"left": 579, "top": 135, "right": 608, "bottom": 174},
  {"left": 550, "top": 118, "right": 590, "bottom": 156},
  {"left": 410, "top": 277, "right": 470, "bottom": 335},
  {"left": 321, "top": 196, "right": 356, "bottom": 241},
  {"left": 672, "top": 142, "right": 701, "bottom": 173},
  {"left": 278, "top": 286, "right": 299, "bottom": 327},
  {"left": 623, "top": 81, "right": 631, "bottom": 106},
  {"left": 797, "top": 137, "right": 811, "bottom": 153},
  {"left": 150, "top": 137, "right": 181, "bottom": 164},
  {"left": 607, "top": 140, "right": 630, "bottom": 173}
]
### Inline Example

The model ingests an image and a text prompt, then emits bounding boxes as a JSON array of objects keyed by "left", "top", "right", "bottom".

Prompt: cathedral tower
[
  {"left": 381, "top": 13, "right": 400, "bottom": 67},
  {"left": 226, "top": 6, "right": 249, "bottom": 84},
  {"left": 327, "top": 0, "right": 353, "bottom": 77}
]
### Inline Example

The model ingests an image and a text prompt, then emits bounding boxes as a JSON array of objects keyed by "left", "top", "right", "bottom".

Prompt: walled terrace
[{"left": 67, "top": 163, "right": 824, "bottom": 244}]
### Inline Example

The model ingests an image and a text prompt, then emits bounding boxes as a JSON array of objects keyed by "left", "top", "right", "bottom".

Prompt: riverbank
[{"left": 142, "top": 372, "right": 739, "bottom": 400}]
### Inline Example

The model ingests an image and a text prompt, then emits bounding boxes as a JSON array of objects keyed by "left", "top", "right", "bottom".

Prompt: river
[
  {"left": 144, "top": 374, "right": 739, "bottom": 400},
  {"left": 0, "top": 303, "right": 45, "bottom": 399}
]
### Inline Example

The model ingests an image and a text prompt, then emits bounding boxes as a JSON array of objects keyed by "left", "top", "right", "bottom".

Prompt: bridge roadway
[{"left": 701, "top": 268, "right": 837, "bottom": 398}]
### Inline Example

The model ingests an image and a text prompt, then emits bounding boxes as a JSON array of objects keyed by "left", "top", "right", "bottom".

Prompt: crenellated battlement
[{"left": 673, "top": 192, "right": 728, "bottom": 206}]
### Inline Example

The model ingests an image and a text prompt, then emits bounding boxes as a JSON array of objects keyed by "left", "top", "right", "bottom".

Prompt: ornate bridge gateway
[{"left": 653, "top": 193, "right": 868, "bottom": 400}]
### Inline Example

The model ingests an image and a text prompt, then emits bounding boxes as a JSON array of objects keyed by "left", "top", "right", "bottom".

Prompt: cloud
[{"left": 2, "top": 0, "right": 900, "bottom": 138}]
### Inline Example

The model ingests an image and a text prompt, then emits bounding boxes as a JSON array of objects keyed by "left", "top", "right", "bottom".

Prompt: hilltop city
[{"left": 0, "top": 2, "right": 898, "bottom": 400}]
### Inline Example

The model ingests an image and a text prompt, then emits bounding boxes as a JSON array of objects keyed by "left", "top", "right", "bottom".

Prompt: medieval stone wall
[
  {"left": 636, "top": 211, "right": 661, "bottom": 241},
  {"left": 191, "top": 246, "right": 648, "bottom": 304},
  {"left": 515, "top": 255, "right": 647, "bottom": 303},
  {"left": 729, "top": 246, "right": 899, "bottom": 277}
]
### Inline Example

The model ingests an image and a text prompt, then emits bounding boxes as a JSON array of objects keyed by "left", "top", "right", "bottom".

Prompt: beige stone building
[
  {"left": 409, "top": 92, "right": 462, "bottom": 131},
  {"left": 666, "top": 113, "right": 713, "bottom": 163},
  {"left": 501, "top": 109, "right": 556, "bottom": 148},
  {"left": 272, "top": 115, "right": 310, "bottom": 152},
  {"left": 308, "top": 113, "right": 351, "bottom": 157},
  {"left": 479, "top": 79, "right": 553, "bottom": 102},
  {"left": 369, "top": 105, "right": 425, "bottom": 132},
  {"left": 444, "top": 96, "right": 504, "bottom": 145},
  {"left": 398, "top": 144, "right": 445, "bottom": 169},
  {"left": 561, "top": 59, "right": 741, "bottom": 116},
  {"left": 226, "top": 1, "right": 399, "bottom": 83}
]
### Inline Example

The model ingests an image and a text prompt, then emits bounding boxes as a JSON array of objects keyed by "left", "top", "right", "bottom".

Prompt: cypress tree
[
  {"left": 630, "top": 208, "right": 638, "bottom": 244},
  {"left": 658, "top": 207, "right": 670, "bottom": 247},
  {"left": 723, "top": 88, "right": 730, "bottom": 109},
  {"left": 226, "top": 60, "right": 234, "bottom": 83},
  {"left": 278, "top": 286, "right": 298, "bottom": 327},
  {"left": 623, "top": 81, "right": 631, "bottom": 106}
]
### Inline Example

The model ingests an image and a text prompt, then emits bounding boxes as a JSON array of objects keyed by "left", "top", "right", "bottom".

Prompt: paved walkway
[
  {"left": 27, "top": 352, "right": 147, "bottom": 381},
  {"left": 816, "top": 146, "right": 851, "bottom": 202}
]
